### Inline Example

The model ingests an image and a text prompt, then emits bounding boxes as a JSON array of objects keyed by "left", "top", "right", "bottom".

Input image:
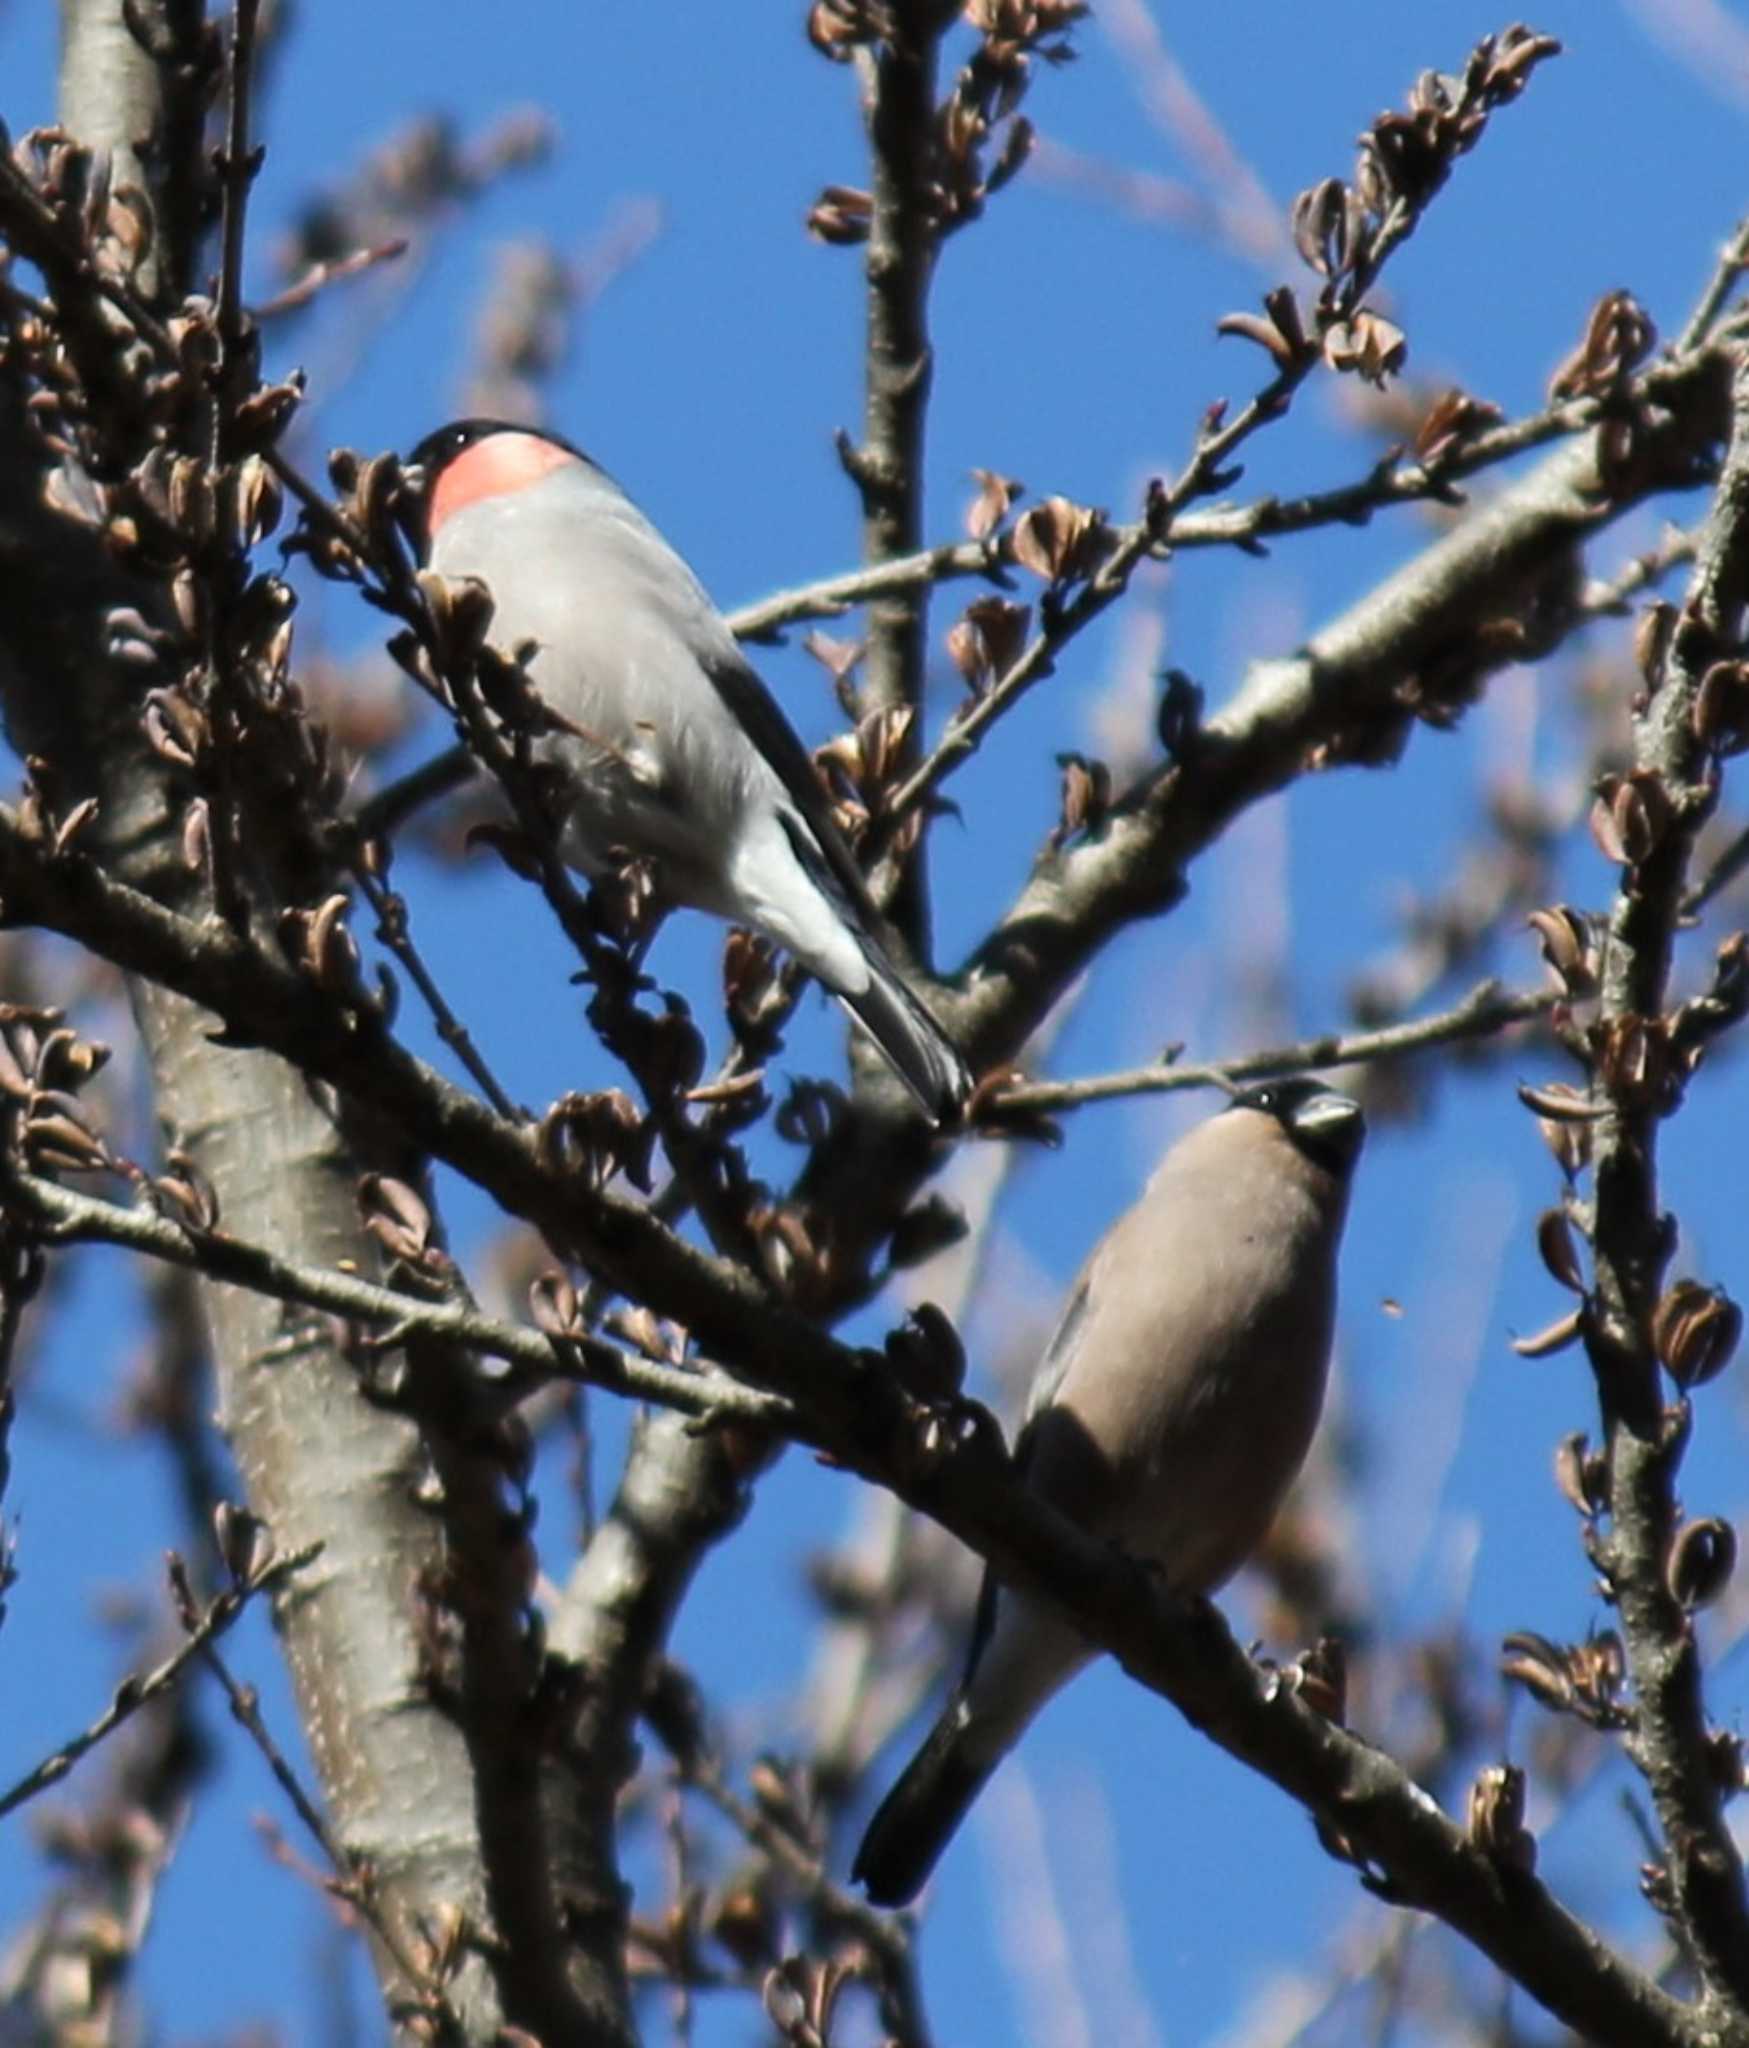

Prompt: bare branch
[
  {"left": 2, "top": 1162, "right": 788, "bottom": 1427},
  {"left": 1582, "top": 344, "right": 1749, "bottom": 2022},
  {"left": 995, "top": 981, "right": 1559, "bottom": 1116},
  {"left": 0, "top": 1541, "right": 317, "bottom": 1822}
]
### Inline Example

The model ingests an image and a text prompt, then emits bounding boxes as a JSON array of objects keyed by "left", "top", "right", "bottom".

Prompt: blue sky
[{"left": 1, "top": 3, "right": 1747, "bottom": 2042}]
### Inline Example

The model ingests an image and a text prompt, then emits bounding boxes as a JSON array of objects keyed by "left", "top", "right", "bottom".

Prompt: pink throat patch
[{"left": 429, "top": 432, "right": 576, "bottom": 534}]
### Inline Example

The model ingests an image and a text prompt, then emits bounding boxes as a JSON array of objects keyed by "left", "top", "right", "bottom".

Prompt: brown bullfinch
[
  {"left": 406, "top": 420, "right": 971, "bottom": 1124},
  {"left": 852, "top": 1076, "right": 1365, "bottom": 1906}
]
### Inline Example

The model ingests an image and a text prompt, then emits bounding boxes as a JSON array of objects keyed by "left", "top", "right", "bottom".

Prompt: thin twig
[
  {"left": 215, "top": 0, "right": 263, "bottom": 373},
  {"left": 1584, "top": 344, "right": 1749, "bottom": 2018},
  {"left": 1675, "top": 214, "right": 1749, "bottom": 356},
  {"left": 352, "top": 859, "right": 523, "bottom": 1120},
  {"left": 844, "top": 18, "right": 951, "bottom": 952},
  {"left": 180, "top": 1571, "right": 470, "bottom": 2046},
  {"left": 4, "top": 1165, "right": 790, "bottom": 1428},
  {"left": 0, "top": 1543, "right": 317, "bottom": 1821},
  {"left": 1577, "top": 524, "right": 1700, "bottom": 623},
  {"left": 991, "top": 981, "right": 1558, "bottom": 1116},
  {"left": 350, "top": 745, "right": 477, "bottom": 837},
  {"left": 190, "top": 1607, "right": 341, "bottom": 1866},
  {"left": 682, "top": 1755, "right": 933, "bottom": 2048},
  {"left": 254, "top": 238, "right": 408, "bottom": 321}
]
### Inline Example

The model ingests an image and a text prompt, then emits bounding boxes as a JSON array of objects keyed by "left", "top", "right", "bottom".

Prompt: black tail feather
[
  {"left": 777, "top": 813, "right": 972, "bottom": 1126},
  {"left": 853, "top": 1705, "right": 993, "bottom": 1908},
  {"left": 837, "top": 941, "right": 973, "bottom": 1127}
]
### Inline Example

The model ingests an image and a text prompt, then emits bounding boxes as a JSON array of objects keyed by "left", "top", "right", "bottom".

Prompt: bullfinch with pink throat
[
  {"left": 407, "top": 420, "right": 972, "bottom": 1124},
  {"left": 853, "top": 1077, "right": 1366, "bottom": 1906}
]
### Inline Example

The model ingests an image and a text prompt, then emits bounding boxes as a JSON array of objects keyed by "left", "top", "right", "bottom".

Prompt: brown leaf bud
[
  {"left": 1549, "top": 289, "right": 1655, "bottom": 401},
  {"left": 966, "top": 467, "right": 1024, "bottom": 540},
  {"left": 946, "top": 616, "right": 987, "bottom": 690},
  {"left": 42, "top": 463, "right": 107, "bottom": 531},
  {"left": 100, "top": 183, "right": 153, "bottom": 279},
  {"left": 1589, "top": 771, "right": 1672, "bottom": 866},
  {"left": 1516, "top": 1080, "right": 1604, "bottom": 1124},
  {"left": 1526, "top": 905, "right": 1593, "bottom": 993},
  {"left": 1483, "top": 27, "right": 1563, "bottom": 98},
  {"left": 346, "top": 454, "right": 403, "bottom": 557},
  {"left": 141, "top": 689, "right": 207, "bottom": 769},
  {"left": 51, "top": 796, "right": 98, "bottom": 859},
  {"left": 1666, "top": 1516, "right": 1736, "bottom": 1612},
  {"left": 1633, "top": 601, "right": 1676, "bottom": 689},
  {"left": 528, "top": 1270, "right": 582, "bottom": 1338},
  {"left": 1322, "top": 310, "right": 1408, "bottom": 386},
  {"left": 1290, "top": 1635, "right": 1347, "bottom": 1724},
  {"left": 231, "top": 376, "right": 304, "bottom": 453},
  {"left": 35, "top": 1029, "right": 109, "bottom": 1093},
  {"left": 1290, "top": 176, "right": 1353, "bottom": 278},
  {"left": 1011, "top": 495, "right": 1106, "bottom": 583},
  {"left": 1553, "top": 1430, "right": 1608, "bottom": 1518},
  {"left": 167, "top": 455, "right": 214, "bottom": 545},
  {"left": 1592, "top": 1012, "right": 1672, "bottom": 1112},
  {"left": 888, "top": 1193, "right": 969, "bottom": 1270},
  {"left": 1501, "top": 1628, "right": 1625, "bottom": 1726},
  {"left": 1499, "top": 1631, "right": 1573, "bottom": 1714},
  {"left": 416, "top": 568, "right": 495, "bottom": 668},
  {"left": 610, "top": 1306, "right": 684, "bottom": 1364},
  {"left": 0, "top": 1015, "right": 44, "bottom": 1099},
  {"left": 1411, "top": 388, "right": 1504, "bottom": 467},
  {"left": 883, "top": 1301, "right": 967, "bottom": 1402},
  {"left": 1693, "top": 660, "right": 1749, "bottom": 757},
  {"left": 153, "top": 1147, "right": 221, "bottom": 1233},
  {"left": 1218, "top": 283, "right": 1312, "bottom": 369},
  {"left": 952, "top": 596, "right": 1031, "bottom": 694},
  {"left": 25, "top": 1107, "right": 110, "bottom": 1175},
  {"left": 1535, "top": 1208, "right": 1586, "bottom": 1294},
  {"left": 357, "top": 1173, "right": 438, "bottom": 1268},
  {"left": 806, "top": 184, "right": 873, "bottom": 245},
  {"left": 1512, "top": 1307, "right": 1583, "bottom": 1359},
  {"left": 167, "top": 307, "right": 221, "bottom": 378},
  {"left": 224, "top": 455, "right": 283, "bottom": 552},
  {"left": 1571, "top": 1631, "right": 1625, "bottom": 1711},
  {"left": 806, "top": 0, "right": 873, "bottom": 60},
  {"left": 751, "top": 1202, "right": 823, "bottom": 1297},
  {"left": 537, "top": 1090, "right": 654, "bottom": 1192},
  {"left": 212, "top": 1501, "right": 273, "bottom": 1585},
  {"left": 1537, "top": 1113, "right": 1590, "bottom": 1180},
  {"left": 305, "top": 892, "right": 362, "bottom": 997},
  {"left": 1467, "top": 1763, "right": 1535, "bottom": 1872},
  {"left": 1650, "top": 1279, "right": 1741, "bottom": 1390},
  {"left": 170, "top": 568, "right": 203, "bottom": 638},
  {"left": 1051, "top": 751, "right": 1110, "bottom": 847},
  {"left": 1216, "top": 309, "right": 1295, "bottom": 366}
]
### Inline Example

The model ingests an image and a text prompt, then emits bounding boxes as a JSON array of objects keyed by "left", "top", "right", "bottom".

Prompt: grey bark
[{"left": 0, "top": 7, "right": 638, "bottom": 2040}]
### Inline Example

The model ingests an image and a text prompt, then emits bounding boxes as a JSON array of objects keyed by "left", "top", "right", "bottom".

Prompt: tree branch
[
  {"left": 1, "top": 1161, "right": 790, "bottom": 1427},
  {"left": 993, "top": 979, "right": 1558, "bottom": 1115},
  {"left": 1584, "top": 344, "right": 1749, "bottom": 2024}
]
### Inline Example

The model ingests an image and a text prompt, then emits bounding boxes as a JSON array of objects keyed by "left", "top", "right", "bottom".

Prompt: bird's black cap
[
  {"left": 405, "top": 417, "right": 586, "bottom": 478},
  {"left": 1228, "top": 1076, "right": 1365, "bottom": 1176},
  {"left": 401, "top": 420, "right": 594, "bottom": 557}
]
